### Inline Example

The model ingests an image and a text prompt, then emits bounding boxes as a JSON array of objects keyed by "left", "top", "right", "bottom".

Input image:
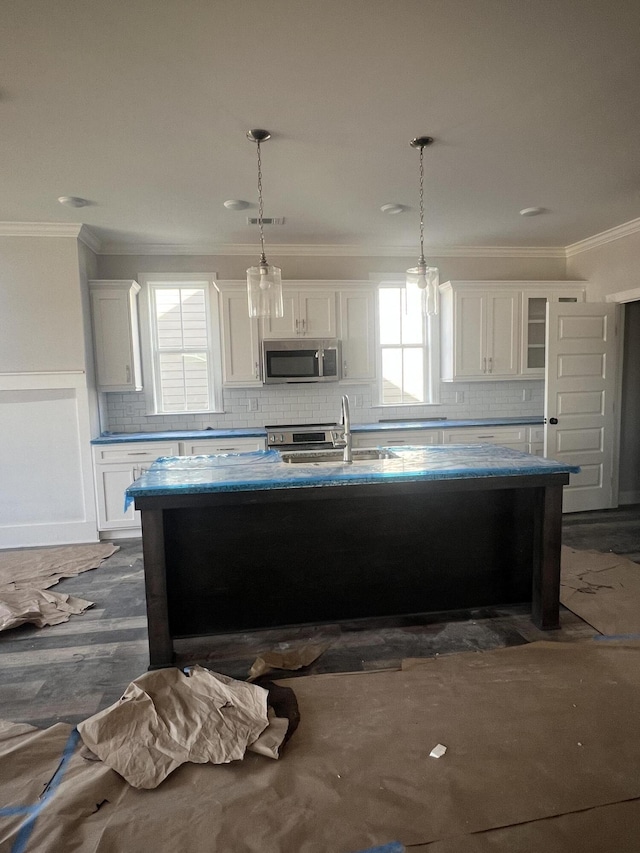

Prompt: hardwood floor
[{"left": 0, "top": 505, "right": 637, "bottom": 729}]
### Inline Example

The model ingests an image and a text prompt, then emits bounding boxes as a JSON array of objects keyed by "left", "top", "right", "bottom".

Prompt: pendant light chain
[
  {"left": 256, "top": 140, "right": 267, "bottom": 265},
  {"left": 418, "top": 143, "right": 425, "bottom": 267}
]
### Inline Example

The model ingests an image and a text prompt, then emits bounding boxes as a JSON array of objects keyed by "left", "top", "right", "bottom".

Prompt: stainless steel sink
[{"left": 280, "top": 448, "right": 398, "bottom": 464}]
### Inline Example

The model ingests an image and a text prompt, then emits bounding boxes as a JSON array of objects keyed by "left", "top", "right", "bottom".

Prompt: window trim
[
  {"left": 138, "top": 273, "right": 223, "bottom": 415},
  {"left": 375, "top": 278, "right": 440, "bottom": 407}
]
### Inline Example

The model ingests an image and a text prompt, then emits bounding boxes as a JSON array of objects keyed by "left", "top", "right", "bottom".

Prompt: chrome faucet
[{"left": 340, "top": 394, "right": 353, "bottom": 464}]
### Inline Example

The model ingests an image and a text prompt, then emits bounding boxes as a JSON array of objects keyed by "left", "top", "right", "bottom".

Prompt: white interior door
[{"left": 545, "top": 302, "right": 618, "bottom": 513}]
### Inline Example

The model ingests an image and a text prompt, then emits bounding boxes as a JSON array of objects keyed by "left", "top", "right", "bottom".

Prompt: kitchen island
[{"left": 126, "top": 446, "right": 579, "bottom": 668}]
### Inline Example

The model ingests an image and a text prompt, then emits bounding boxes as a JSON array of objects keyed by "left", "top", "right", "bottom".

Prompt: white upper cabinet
[
  {"left": 89, "top": 280, "right": 143, "bottom": 392},
  {"left": 440, "top": 283, "right": 520, "bottom": 381},
  {"left": 440, "top": 281, "right": 586, "bottom": 381},
  {"left": 520, "top": 284, "right": 585, "bottom": 376},
  {"left": 261, "top": 284, "right": 337, "bottom": 339},
  {"left": 338, "top": 287, "right": 376, "bottom": 381},
  {"left": 217, "top": 283, "right": 261, "bottom": 386}
]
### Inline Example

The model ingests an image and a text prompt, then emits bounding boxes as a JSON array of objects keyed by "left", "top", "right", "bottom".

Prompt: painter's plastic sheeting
[
  {"left": 77, "top": 666, "right": 283, "bottom": 789},
  {"left": 0, "top": 543, "right": 118, "bottom": 633},
  {"left": 560, "top": 545, "right": 640, "bottom": 634},
  {"left": 247, "top": 640, "right": 332, "bottom": 681},
  {"left": 4, "top": 643, "right": 640, "bottom": 851}
]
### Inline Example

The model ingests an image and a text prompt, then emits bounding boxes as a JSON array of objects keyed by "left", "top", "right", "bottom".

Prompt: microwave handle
[{"left": 316, "top": 347, "right": 324, "bottom": 377}]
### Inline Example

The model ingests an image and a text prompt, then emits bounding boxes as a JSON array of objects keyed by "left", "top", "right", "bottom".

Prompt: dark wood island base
[{"left": 137, "top": 472, "right": 567, "bottom": 669}]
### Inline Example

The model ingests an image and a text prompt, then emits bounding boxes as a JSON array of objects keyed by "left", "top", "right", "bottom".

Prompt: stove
[{"left": 265, "top": 422, "right": 345, "bottom": 451}]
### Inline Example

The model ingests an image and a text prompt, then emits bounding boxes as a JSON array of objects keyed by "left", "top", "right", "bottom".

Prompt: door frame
[{"left": 606, "top": 286, "right": 640, "bottom": 507}]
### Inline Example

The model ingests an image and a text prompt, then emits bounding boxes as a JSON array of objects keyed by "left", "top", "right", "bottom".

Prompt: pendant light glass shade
[
  {"left": 247, "top": 261, "right": 284, "bottom": 319},
  {"left": 406, "top": 136, "right": 439, "bottom": 316},
  {"left": 406, "top": 263, "right": 440, "bottom": 316},
  {"left": 246, "top": 129, "right": 284, "bottom": 319}
]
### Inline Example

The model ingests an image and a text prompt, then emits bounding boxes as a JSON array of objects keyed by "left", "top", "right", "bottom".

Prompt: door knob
[{"left": 545, "top": 417, "right": 559, "bottom": 424}]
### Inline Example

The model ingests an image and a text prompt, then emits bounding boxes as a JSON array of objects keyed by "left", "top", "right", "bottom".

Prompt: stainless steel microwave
[{"left": 262, "top": 339, "right": 341, "bottom": 384}]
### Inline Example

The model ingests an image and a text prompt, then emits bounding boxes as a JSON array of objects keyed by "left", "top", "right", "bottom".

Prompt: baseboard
[{"left": 99, "top": 528, "right": 142, "bottom": 540}]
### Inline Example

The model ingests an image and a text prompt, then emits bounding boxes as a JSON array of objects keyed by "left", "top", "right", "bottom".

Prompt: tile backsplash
[{"left": 103, "top": 380, "right": 544, "bottom": 433}]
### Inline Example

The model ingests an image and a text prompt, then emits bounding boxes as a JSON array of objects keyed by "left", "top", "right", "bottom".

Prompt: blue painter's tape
[
  {"left": 1, "top": 728, "right": 80, "bottom": 853},
  {"left": 352, "top": 843, "right": 405, "bottom": 853},
  {"left": 594, "top": 634, "right": 640, "bottom": 641},
  {"left": 0, "top": 806, "right": 33, "bottom": 817}
]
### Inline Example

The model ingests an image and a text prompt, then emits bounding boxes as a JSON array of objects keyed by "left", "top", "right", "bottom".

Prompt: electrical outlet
[
  {"left": 354, "top": 395, "right": 363, "bottom": 408},
  {"left": 455, "top": 391, "right": 465, "bottom": 404},
  {"left": 522, "top": 389, "right": 531, "bottom": 402},
  {"left": 248, "top": 398, "right": 259, "bottom": 412}
]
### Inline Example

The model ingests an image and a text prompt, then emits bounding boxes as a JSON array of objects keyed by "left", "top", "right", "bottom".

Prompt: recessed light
[
  {"left": 58, "top": 196, "right": 88, "bottom": 208},
  {"left": 380, "top": 203, "right": 406, "bottom": 215},
  {"left": 519, "top": 207, "right": 545, "bottom": 217},
  {"left": 223, "top": 199, "right": 249, "bottom": 210}
]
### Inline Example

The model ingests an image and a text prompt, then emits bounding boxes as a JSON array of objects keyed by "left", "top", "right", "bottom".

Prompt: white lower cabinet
[
  {"left": 93, "top": 437, "right": 266, "bottom": 535},
  {"left": 179, "top": 437, "right": 266, "bottom": 455},
  {"left": 93, "top": 441, "right": 179, "bottom": 534},
  {"left": 353, "top": 429, "right": 442, "bottom": 449},
  {"left": 441, "top": 425, "right": 529, "bottom": 452},
  {"left": 528, "top": 426, "right": 545, "bottom": 457}
]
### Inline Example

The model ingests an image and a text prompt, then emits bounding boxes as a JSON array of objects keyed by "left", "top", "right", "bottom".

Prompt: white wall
[
  {"left": 568, "top": 230, "right": 640, "bottom": 503},
  {"left": 96, "top": 252, "right": 567, "bottom": 283},
  {"left": 567, "top": 231, "right": 640, "bottom": 301},
  {"left": 0, "top": 235, "right": 99, "bottom": 547},
  {"left": 0, "top": 236, "right": 86, "bottom": 372}
]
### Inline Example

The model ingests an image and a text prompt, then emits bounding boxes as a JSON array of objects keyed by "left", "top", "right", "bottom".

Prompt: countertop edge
[{"left": 92, "top": 416, "right": 544, "bottom": 445}]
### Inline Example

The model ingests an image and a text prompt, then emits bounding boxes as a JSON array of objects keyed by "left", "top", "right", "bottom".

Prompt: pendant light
[
  {"left": 246, "top": 129, "right": 284, "bottom": 319},
  {"left": 406, "top": 136, "right": 439, "bottom": 316}
]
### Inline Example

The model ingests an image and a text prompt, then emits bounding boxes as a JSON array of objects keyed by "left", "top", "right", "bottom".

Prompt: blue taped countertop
[
  {"left": 93, "top": 416, "right": 543, "bottom": 444},
  {"left": 91, "top": 427, "right": 267, "bottom": 444},
  {"left": 125, "top": 445, "right": 578, "bottom": 507},
  {"left": 353, "top": 416, "right": 542, "bottom": 433}
]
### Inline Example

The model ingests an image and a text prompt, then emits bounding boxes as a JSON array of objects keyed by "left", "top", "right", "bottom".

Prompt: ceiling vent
[{"left": 246, "top": 217, "right": 285, "bottom": 225}]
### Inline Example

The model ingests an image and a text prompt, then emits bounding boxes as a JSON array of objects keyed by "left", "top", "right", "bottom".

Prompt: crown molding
[
  {"left": 77, "top": 225, "right": 102, "bottom": 253},
  {"left": 565, "top": 216, "right": 640, "bottom": 257},
  {"left": 5, "top": 218, "right": 639, "bottom": 258},
  {"left": 0, "top": 222, "right": 84, "bottom": 238},
  {"left": 97, "top": 240, "right": 566, "bottom": 258}
]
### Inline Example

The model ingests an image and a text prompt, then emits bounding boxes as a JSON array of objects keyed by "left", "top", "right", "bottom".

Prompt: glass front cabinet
[{"left": 520, "top": 286, "right": 585, "bottom": 376}]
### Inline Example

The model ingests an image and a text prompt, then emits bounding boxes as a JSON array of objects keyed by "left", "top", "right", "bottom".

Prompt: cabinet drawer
[
  {"left": 442, "top": 427, "right": 527, "bottom": 445},
  {"left": 179, "top": 437, "right": 265, "bottom": 455},
  {"left": 353, "top": 429, "right": 441, "bottom": 449},
  {"left": 93, "top": 441, "right": 179, "bottom": 463}
]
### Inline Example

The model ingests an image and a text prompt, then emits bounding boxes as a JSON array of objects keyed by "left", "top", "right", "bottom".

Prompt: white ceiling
[{"left": 3, "top": 0, "right": 640, "bottom": 253}]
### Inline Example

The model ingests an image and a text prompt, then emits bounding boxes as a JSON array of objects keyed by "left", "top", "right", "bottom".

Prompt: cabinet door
[
  {"left": 339, "top": 289, "right": 375, "bottom": 380},
  {"left": 486, "top": 291, "right": 519, "bottom": 376},
  {"left": 453, "top": 291, "right": 486, "bottom": 377},
  {"left": 95, "top": 463, "right": 141, "bottom": 529},
  {"left": 520, "top": 289, "right": 583, "bottom": 376},
  {"left": 298, "top": 290, "right": 336, "bottom": 337},
  {"left": 261, "top": 292, "right": 298, "bottom": 338},
  {"left": 179, "top": 437, "right": 266, "bottom": 455},
  {"left": 219, "top": 287, "right": 261, "bottom": 385},
  {"left": 90, "top": 282, "right": 143, "bottom": 391}
]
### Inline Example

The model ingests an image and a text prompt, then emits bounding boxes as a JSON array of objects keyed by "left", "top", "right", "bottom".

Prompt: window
[
  {"left": 139, "top": 274, "right": 222, "bottom": 414},
  {"left": 377, "top": 283, "right": 439, "bottom": 405}
]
